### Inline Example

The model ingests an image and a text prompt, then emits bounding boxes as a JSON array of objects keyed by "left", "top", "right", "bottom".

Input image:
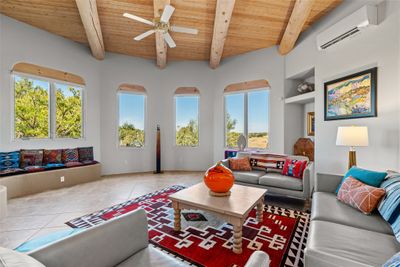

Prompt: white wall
[
  {"left": 286, "top": 0, "right": 400, "bottom": 174},
  {"left": 0, "top": 15, "right": 102, "bottom": 160}
]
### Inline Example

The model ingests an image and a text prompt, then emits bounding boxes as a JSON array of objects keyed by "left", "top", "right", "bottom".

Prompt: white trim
[{"left": 174, "top": 94, "right": 200, "bottom": 148}]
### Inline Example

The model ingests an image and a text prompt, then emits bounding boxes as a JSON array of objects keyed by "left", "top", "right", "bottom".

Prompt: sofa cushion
[
  {"left": 259, "top": 173, "right": 303, "bottom": 191},
  {"left": 43, "top": 149, "right": 62, "bottom": 164},
  {"left": 0, "top": 247, "right": 44, "bottom": 267},
  {"left": 62, "top": 148, "right": 79, "bottom": 163},
  {"left": 248, "top": 153, "right": 287, "bottom": 172},
  {"left": 0, "top": 151, "right": 20, "bottom": 170},
  {"left": 65, "top": 161, "right": 84, "bottom": 168},
  {"left": 312, "top": 192, "right": 393, "bottom": 235},
  {"left": 78, "top": 147, "right": 94, "bottom": 162},
  {"left": 24, "top": 166, "right": 46, "bottom": 173},
  {"left": 233, "top": 170, "right": 265, "bottom": 184},
  {"left": 229, "top": 157, "right": 252, "bottom": 171},
  {"left": 282, "top": 159, "right": 307, "bottom": 179},
  {"left": 0, "top": 168, "right": 25, "bottom": 177},
  {"left": 20, "top": 149, "right": 44, "bottom": 168},
  {"left": 305, "top": 220, "right": 400, "bottom": 267},
  {"left": 336, "top": 166, "right": 387, "bottom": 193}
]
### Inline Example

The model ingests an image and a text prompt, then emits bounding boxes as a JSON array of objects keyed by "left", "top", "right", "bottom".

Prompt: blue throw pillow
[
  {"left": 379, "top": 174, "right": 400, "bottom": 243},
  {"left": 335, "top": 167, "right": 387, "bottom": 194},
  {"left": 383, "top": 251, "right": 400, "bottom": 267},
  {"left": 0, "top": 151, "right": 20, "bottom": 170},
  {"left": 15, "top": 228, "right": 84, "bottom": 253}
]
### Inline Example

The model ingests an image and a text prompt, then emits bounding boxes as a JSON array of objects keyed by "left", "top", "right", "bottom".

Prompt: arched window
[
  {"left": 174, "top": 87, "right": 200, "bottom": 147},
  {"left": 117, "top": 84, "right": 146, "bottom": 148},
  {"left": 224, "top": 80, "right": 270, "bottom": 149}
]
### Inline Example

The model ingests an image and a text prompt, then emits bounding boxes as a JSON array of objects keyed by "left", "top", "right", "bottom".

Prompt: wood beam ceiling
[
  {"left": 209, "top": 0, "right": 236, "bottom": 69},
  {"left": 153, "top": 0, "right": 169, "bottom": 69},
  {"left": 75, "top": 0, "right": 105, "bottom": 60},
  {"left": 279, "top": 0, "right": 315, "bottom": 55}
]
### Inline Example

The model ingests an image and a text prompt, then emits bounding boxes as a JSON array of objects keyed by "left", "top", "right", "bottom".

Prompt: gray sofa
[
  {"left": 221, "top": 154, "right": 314, "bottom": 203},
  {"left": 305, "top": 173, "right": 400, "bottom": 267},
  {"left": 25, "top": 209, "right": 269, "bottom": 267}
]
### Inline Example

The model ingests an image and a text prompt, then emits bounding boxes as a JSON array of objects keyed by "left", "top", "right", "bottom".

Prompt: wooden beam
[
  {"left": 279, "top": 0, "right": 315, "bottom": 55},
  {"left": 75, "top": 0, "right": 105, "bottom": 60},
  {"left": 118, "top": 83, "right": 146, "bottom": 93},
  {"left": 224, "top": 80, "right": 270, "bottom": 93},
  {"left": 154, "top": 0, "right": 169, "bottom": 69},
  {"left": 209, "top": 0, "right": 236, "bottom": 69}
]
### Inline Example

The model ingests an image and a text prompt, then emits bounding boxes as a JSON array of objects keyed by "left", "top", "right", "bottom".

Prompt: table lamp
[{"left": 336, "top": 126, "right": 369, "bottom": 169}]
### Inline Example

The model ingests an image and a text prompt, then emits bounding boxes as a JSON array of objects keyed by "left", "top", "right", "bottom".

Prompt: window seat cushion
[
  {"left": 0, "top": 168, "right": 25, "bottom": 177},
  {"left": 44, "top": 163, "right": 66, "bottom": 170},
  {"left": 65, "top": 161, "right": 84, "bottom": 168},
  {"left": 81, "top": 160, "right": 99, "bottom": 166},
  {"left": 24, "top": 166, "right": 46, "bottom": 173}
]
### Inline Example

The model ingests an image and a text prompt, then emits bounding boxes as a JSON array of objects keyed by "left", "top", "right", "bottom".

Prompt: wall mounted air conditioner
[{"left": 317, "top": 5, "right": 377, "bottom": 50}]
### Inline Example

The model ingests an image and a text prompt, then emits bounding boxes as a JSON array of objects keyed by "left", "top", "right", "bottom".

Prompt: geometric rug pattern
[{"left": 66, "top": 185, "right": 310, "bottom": 267}]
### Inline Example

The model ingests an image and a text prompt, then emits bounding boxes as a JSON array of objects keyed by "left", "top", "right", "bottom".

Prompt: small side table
[{"left": 0, "top": 185, "right": 7, "bottom": 220}]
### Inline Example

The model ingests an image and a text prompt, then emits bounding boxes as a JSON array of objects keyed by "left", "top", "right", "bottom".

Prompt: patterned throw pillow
[
  {"left": 20, "top": 149, "right": 44, "bottom": 168},
  {"left": 0, "top": 151, "right": 20, "bottom": 170},
  {"left": 378, "top": 173, "right": 400, "bottom": 242},
  {"left": 78, "top": 147, "right": 94, "bottom": 162},
  {"left": 337, "top": 176, "right": 386, "bottom": 215},
  {"left": 249, "top": 153, "right": 287, "bottom": 172},
  {"left": 282, "top": 159, "right": 307, "bottom": 179},
  {"left": 229, "top": 157, "right": 252, "bottom": 171},
  {"left": 62, "top": 148, "right": 79, "bottom": 163},
  {"left": 43, "top": 149, "right": 62, "bottom": 164},
  {"left": 383, "top": 252, "right": 400, "bottom": 267}
]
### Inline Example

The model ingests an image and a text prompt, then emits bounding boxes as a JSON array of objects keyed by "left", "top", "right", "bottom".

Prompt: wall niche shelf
[{"left": 284, "top": 91, "right": 315, "bottom": 104}]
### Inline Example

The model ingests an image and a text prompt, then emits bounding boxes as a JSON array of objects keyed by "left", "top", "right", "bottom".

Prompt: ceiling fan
[{"left": 123, "top": 5, "right": 198, "bottom": 48}]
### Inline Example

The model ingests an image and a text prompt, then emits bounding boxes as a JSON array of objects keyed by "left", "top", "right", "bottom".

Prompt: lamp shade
[{"left": 336, "top": 126, "right": 369, "bottom": 147}]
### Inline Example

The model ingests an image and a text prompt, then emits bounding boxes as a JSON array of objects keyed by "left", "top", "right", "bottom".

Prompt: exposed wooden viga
[
  {"left": 12, "top": 63, "right": 86, "bottom": 85},
  {"left": 224, "top": 79, "right": 270, "bottom": 93},
  {"left": 118, "top": 83, "right": 146, "bottom": 94},
  {"left": 279, "top": 0, "right": 315, "bottom": 55},
  {"left": 175, "top": 87, "right": 200, "bottom": 95},
  {"left": 75, "top": 0, "right": 105, "bottom": 60},
  {"left": 209, "top": 0, "right": 236, "bottom": 69},
  {"left": 154, "top": 0, "right": 169, "bottom": 69}
]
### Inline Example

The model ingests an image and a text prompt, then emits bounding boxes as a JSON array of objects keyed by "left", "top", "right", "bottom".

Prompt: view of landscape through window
[
  {"left": 14, "top": 75, "right": 83, "bottom": 139},
  {"left": 225, "top": 90, "right": 269, "bottom": 148},
  {"left": 118, "top": 92, "right": 145, "bottom": 147},
  {"left": 175, "top": 96, "right": 199, "bottom": 146}
]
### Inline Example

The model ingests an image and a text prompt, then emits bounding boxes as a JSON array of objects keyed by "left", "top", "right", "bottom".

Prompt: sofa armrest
[
  {"left": 221, "top": 158, "right": 230, "bottom": 169},
  {"left": 244, "top": 251, "right": 270, "bottom": 267},
  {"left": 302, "top": 162, "right": 314, "bottom": 200},
  {"left": 315, "top": 173, "right": 343, "bottom": 193},
  {"left": 29, "top": 209, "right": 149, "bottom": 267}
]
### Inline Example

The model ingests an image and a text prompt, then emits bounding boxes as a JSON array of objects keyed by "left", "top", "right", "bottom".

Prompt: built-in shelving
[{"left": 284, "top": 91, "right": 315, "bottom": 104}]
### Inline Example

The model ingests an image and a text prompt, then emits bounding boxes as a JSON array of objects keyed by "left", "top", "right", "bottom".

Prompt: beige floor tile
[
  {"left": 0, "top": 215, "right": 57, "bottom": 233},
  {"left": 28, "top": 226, "right": 73, "bottom": 241},
  {"left": 0, "top": 229, "right": 39, "bottom": 249}
]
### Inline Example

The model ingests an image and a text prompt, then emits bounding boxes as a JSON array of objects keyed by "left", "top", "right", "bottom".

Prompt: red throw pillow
[
  {"left": 282, "top": 159, "right": 307, "bottom": 179},
  {"left": 229, "top": 157, "right": 252, "bottom": 171},
  {"left": 337, "top": 176, "right": 386, "bottom": 214}
]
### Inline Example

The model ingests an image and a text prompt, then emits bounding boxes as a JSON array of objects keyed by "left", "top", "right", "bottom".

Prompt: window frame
[
  {"left": 116, "top": 90, "right": 147, "bottom": 149},
  {"left": 223, "top": 88, "right": 270, "bottom": 150},
  {"left": 174, "top": 94, "right": 200, "bottom": 148},
  {"left": 11, "top": 72, "right": 85, "bottom": 142}
]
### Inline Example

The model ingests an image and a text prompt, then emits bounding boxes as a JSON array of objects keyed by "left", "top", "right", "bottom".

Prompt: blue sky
[
  {"left": 16, "top": 75, "right": 49, "bottom": 91},
  {"left": 176, "top": 96, "right": 199, "bottom": 129},
  {"left": 119, "top": 93, "right": 145, "bottom": 129},
  {"left": 225, "top": 90, "right": 269, "bottom": 133}
]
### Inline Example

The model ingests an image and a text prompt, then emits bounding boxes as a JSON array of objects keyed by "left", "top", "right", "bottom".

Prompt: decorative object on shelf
[
  {"left": 325, "top": 67, "right": 377, "bottom": 121},
  {"left": 336, "top": 126, "right": 369, "bottom": 169},
  {"left": 237, "top": 134, "right": 247, "bottom": 151},
  {"left": 297, "top": 82, "right": 314, "bottom": 94},
  {"left": 293, "top": 138, "right": 314, "bottom": 161},
  {"left": 154, "top": 125, "right": 163, "bottom": 174},
  {"left": 225, "top": 149, "right": 238, "bottom": 159},
  {"left": 204, "top": 162, "right": 234, "bottom": 197},
  {"left": 307, "top": 112, "right": 315, "bottom": 136}
]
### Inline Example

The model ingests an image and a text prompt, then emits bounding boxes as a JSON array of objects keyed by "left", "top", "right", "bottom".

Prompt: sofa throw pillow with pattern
[
  {"left": 229, "top": 157, "right": 252, "bottom": 171},
  {"left": 43, "top": 149, "right": 62, "bottom": 165},
  {"left": 337, "top": 176, "right": 385, "bottom": 215},
  {"left": 0, "top": 151, "right": 20, "bottom": 170},
  {"left": 20, "top": 149, "right": 44, "bottom": 168},
  {"left": 378, "top": 173, "right": 400, "bottom": 242},
  {"left": 78, "top": 147, "right": 94, "bottom": 162},
  {"left": 383, "top": 252, "right": 400, "bottom": 267},
  {"left": 335, "top": 166, "right": 387, "bottom": 194},
  {"left": 282, "top": 159, "right": 307, "bottom": 179},
  {"left": 62, "top": 148, "right": 79, "bottom": 163},
  {"left": 249, "top": 153, "right": 287, "bottom": 172}
]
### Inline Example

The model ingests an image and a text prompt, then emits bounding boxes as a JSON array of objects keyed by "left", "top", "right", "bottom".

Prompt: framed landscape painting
[{"left": 324, "top": 67, "right": 377, "bottom": 121}]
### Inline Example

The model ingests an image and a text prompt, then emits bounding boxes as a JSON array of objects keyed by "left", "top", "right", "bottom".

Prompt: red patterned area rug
[{"left": 66, "top": 185, "right": 310, "bottom": 267}]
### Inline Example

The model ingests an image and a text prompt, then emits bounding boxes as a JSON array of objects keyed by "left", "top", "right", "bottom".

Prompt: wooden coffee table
[{"left": 169, "top": 183, "right": 267, "bottom": 254}]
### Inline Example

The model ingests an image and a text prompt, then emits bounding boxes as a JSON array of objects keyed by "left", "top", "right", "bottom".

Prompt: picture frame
[
  {"left": 307, "top": 112, "right": 315, "bottom": 136},
  {"left": 324, "top": 67, "right": 377, "bottom": 121}
]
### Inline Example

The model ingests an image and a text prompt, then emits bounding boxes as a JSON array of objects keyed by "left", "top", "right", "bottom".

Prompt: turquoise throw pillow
[
  {"left": 335, "top": 167, "right": 387, "bottom": 194},
  {"left": 15, "top": 228, "right": 83, "bottom": 253}
]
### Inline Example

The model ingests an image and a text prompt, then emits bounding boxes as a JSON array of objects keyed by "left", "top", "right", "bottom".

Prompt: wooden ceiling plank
[
  {"left": 153, "top": 0, "right": 169, "bottom": 69},
  {"left": 278, "top": 0, "right": 315, "bottom": 55},
  {"left": 209, "top": 0, "right": 236, "bottom": 69},
  {"left": 75, "top": 0, "right": 105, "bottom": 60}
]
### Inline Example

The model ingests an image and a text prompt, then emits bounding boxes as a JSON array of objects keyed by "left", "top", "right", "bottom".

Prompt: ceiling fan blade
[
  {"left": 163, "top": 32, "right": 176, "bottom": 48},
  {"left": 134, "top": 29, "right": 156, "bottom": 41},
  {"left": 160, "top": 5, "right": 175, "bottom": 23},
  {"left": 123, "top": 13, "right": 154, "bottom": 26},
  {"left": 170, "top": 25, "right": 198, "bottom": 35}
]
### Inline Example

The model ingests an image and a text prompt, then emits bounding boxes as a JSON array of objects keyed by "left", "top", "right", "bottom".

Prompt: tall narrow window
[
  {"left": 118, "top": 92, "right": 146, "bottom": 147},
  {"left": 175, "top": 88, "right": 199, "bottom": 147},
  {"left": 224, "top": 89, "right": 270, "bottom": 149},
  {"left": 14, "top": 75, "right": 50, "bottom": 139},
  {"left": 55, "top": 83, "right": 83, "bottom": 138}
]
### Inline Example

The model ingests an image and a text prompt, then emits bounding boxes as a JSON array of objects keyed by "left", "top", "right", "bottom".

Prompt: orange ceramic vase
[{"left": 204, "top": 162, "right": 234, "bottom": 193}]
